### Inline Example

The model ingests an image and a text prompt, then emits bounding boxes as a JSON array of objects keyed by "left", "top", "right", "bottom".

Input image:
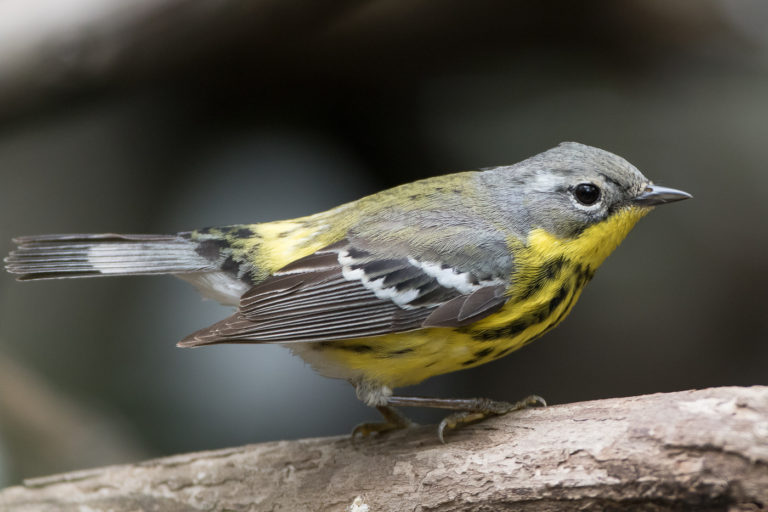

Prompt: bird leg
[
  {"left": 386, "top": 394, "right": 546, "bottom": 443},
  {"left": 351, "top": 382, "right": 416, "bottom": 438},
  {"left": 351, "top": 381, "right": 543, "bottom": 441},
  {"left": 351, "top": 405, "right": 416, "bottom": 438}
]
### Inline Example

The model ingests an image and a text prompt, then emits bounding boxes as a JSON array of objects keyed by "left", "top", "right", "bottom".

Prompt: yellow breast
[{"left": 295, "top": 206, "right": 649, "bottom": 388}]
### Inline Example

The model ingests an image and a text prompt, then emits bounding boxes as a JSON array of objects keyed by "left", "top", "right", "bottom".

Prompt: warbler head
[{"left": 480, "top": 141, "right": 691, "bottom": 242}]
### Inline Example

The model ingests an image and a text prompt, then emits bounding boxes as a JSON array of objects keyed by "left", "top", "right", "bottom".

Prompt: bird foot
[
  {"left": 351, "top": 405, "right": 417, "bottom": 438},
  {"left": 434, "top": 394, "right": 546, "bottom": 443}
]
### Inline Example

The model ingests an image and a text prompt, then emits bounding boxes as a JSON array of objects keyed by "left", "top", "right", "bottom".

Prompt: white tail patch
[{"left": 6, "top": 234, "right": 217, "bottom": 280}]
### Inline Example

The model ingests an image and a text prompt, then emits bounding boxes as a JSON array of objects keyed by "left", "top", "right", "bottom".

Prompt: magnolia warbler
[{"left": 5, "top": 142, "right": 690, "bottom": 440}]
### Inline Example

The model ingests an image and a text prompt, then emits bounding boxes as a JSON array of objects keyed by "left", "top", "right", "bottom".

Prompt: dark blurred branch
[
  {"left": 0, "top": 0, "right": 359, "bottom": 120},
  {"left": 0, "top": 0, "right": 732, "bottom": 123},
  {"left": 1, "top": 386, "right": 766, "bottom": 510},
  {"left": 0, "top": 350, "right": 148, "bottom": 481}
]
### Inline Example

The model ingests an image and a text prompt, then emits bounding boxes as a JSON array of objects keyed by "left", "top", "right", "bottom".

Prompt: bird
[{"left": 4, "top": 142, "right": 691, "bottom": 441}]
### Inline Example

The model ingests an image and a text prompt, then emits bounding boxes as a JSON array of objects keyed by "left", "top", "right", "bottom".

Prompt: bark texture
[{"left": 1, "top": 386, "right": 766, "bottom": 511}]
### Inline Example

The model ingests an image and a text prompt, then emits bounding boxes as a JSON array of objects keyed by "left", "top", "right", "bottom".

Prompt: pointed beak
[{"left": 632, "top": 184, "right": 692, "bottom": 207}]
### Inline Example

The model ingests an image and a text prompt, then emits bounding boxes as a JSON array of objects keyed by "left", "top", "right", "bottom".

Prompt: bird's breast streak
[
  {"left": 293, "top": 208, "right": 648, "bottom": 388},
  {"left": 293, "top": 266, "right": 589, "bottom": 388}
]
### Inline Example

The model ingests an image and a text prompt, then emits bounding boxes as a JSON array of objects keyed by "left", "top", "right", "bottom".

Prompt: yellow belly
[
  {"left": 277, "top": 207, "right": 648, "bottom": 388},
  {"left": 292, "top": 262, "right": 589, "bottom": 388}
]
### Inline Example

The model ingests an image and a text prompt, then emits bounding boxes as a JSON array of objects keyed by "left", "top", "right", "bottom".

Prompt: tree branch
[
  {"left": 0, "top": 0, "right": 357, "bottom": 119},
  {"left": 1, "top": 386, "right": 766, "bottom": 511}
]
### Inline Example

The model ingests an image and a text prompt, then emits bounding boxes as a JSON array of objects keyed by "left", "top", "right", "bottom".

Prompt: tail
[{"left": 4, "top": 233, "right": 217, "bottom": 280}]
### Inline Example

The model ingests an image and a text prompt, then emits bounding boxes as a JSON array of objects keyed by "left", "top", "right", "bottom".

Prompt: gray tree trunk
[{"left": 1, "top": 386, "right": 766, "bottom": 511}]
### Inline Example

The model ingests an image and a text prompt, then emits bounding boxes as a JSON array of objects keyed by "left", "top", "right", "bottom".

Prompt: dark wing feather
[
  {"left": 179, "top": 239, "right": 510, "bottom": 346},
  {"left": 423, "top": 285, "right": 507, "bottom": 327}
]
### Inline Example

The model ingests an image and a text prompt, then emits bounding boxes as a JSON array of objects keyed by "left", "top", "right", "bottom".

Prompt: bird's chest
[
  {"left": 287, "top": 261, "right": 592, "bottom": 388},
  {"left": 459, "top": 258, "right": 594, "bottom": 356}
]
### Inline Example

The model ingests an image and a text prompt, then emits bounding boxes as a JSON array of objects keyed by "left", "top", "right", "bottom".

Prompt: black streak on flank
[
  {"left": 545, "top": 284, "right": 579, "bottom": 333},
  {"left": 521, "top": 283, "right": 579, "bottom": 348},
  {"left": 547, "top": 284, "right": 569, "bottom": 315},
  {"left": 468, "top": 283, "right": 570, "bottom": 342},
  {"left": 389, "top": 348, "right": 414, "bottom": 356},
  {"left": 341, "top": 344, "right": 374, "bottom": 353},
  {"left": 578, "top": 264, "right": 596, "bottom": 286},
  {"left": 519, "top": 257, "right": 566, "bottom": 299},
  {"left": 470, "top": 264, "right": 589, "bottom": 343},
  {"left": 461, "top": 357, "right": 480, "bottom": 367},
  {"left": 469, "top": 319, "right": 530, "bottom": 341},
  {"left": 474, "top": 347, "right": 493, "bottom": 359}
]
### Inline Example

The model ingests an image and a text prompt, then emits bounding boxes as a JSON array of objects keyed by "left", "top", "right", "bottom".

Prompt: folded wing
[{"left": 180, "top": 239, "right": 511, "bottom": 346}]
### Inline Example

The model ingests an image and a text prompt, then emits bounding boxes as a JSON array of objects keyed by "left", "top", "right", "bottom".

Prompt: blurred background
[{"left": 1, "top": 0, "right": 767, "bottom": 486}]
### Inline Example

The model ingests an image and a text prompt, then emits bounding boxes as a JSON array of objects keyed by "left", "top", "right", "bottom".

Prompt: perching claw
[
  {"left": 351, "top": 405, "right": 417, "bottom": 439},
  {"left": 435, "top": 394, "right": 546, "bottom": 443},
  {"left": 355, "top": 394, "right": 547, "bottom": 443}
]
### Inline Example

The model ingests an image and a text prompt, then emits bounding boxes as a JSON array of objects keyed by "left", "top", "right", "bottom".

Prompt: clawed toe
[
  {"left": 437, "top": 394, "right": 547, "bottom": 442},
  {"left": 352, "top": 394, "right": 546, "bottom": 442},
  {"left": 437, "top": 411, "right": 486, "bottom": 443},
  {"left": 351, "top": 405, "right": 416, "bottom": 439}
]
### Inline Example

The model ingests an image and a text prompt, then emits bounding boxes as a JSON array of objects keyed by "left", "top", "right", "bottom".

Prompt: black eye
[{"left": 573, "top": 183, "right": 601, "bottom": 206}]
